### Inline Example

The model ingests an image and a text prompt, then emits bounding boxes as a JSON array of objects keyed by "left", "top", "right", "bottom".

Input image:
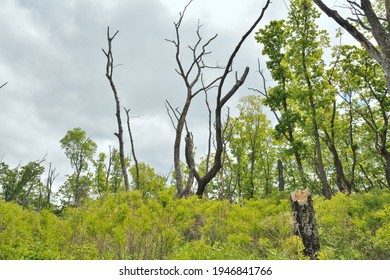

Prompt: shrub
[{"left": 0, "top": 189, "right": 389, "bottom": 259}]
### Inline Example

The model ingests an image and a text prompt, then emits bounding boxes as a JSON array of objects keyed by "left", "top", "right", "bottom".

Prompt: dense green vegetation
[{"left": 1, "top": 189, "right": 389, "bottom": 260}]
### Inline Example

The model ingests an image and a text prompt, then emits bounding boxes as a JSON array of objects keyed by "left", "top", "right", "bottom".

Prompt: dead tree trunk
[
  {"left": 102, "top": 27, "right": 130, "bottom": 192},
  {"left": 124, "top": 107, "right": 140, "bottom": 190},
  {"left": 290, "top": 189, "right": 320, "bottom": 259},
  {"left": 45, "top": 163, "right": 59, "bottom": 209}
]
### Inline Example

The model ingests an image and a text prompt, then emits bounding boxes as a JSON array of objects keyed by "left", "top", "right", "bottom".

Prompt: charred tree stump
[{"left": 290, "top": 189, "right": 320, "bottom": 259}]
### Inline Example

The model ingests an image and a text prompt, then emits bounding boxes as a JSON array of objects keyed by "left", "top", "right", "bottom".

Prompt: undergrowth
[{"left": 0, "top": 189, "right": 389, "bottom": 259}]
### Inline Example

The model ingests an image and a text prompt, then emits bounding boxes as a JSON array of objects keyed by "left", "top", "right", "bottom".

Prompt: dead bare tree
[
  {"left": 165, "top": 1, "right": 223, "bottom": 197},
  {"left": 124, "top": 107, "right": 140, "bottom": 190},
  {"left": 167, "top": 0, "right": 272, "bottom": 198},
  {"left": 45, "top": 162, "right": 59, "bottom": 209},
  {"left": 102, "top": 27, "right": 130, "bottom": 192}
]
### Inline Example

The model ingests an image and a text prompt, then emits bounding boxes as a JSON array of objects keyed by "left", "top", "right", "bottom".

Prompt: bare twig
[{"left": 0, "top": 82, "right": 7, "bottom": 89}]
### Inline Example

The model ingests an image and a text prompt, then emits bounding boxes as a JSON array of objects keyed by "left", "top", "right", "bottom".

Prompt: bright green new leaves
[
  {"left": 1, "top": 189, "right": 390, "bottom": 259},
  {"left": 92, "top": 152, "right": 108, "bottom": 196},
  {"left": 60, "top": 127, "right": 97, "bottom": 173},
  {"left": 59, "top": 127, "right": 97, "bottom": 207},
  {"left": 91, "top": 148, "right": 129, "bottom": 196},
  {"left": 129, "top": 162, "right": 166, "bottom": 198},
  {"left": 256, "top": 20, "right": 290, "bottom": 82},
  {"left": 332, "top": 43, "right": 390, "bottom": 189},
  {"left": 255, "top": 0, "right": 340, "bottom": 197},
  {"left": 227, "top": 95, "right": 276, "bottom": 198}
]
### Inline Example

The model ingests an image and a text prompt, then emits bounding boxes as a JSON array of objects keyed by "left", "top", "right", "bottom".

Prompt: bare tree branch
[
  {"left": 313, "top": 0, "right": 382, "bottom": 63},
  {"left": 0, "top": 82, "right": 8, "bottom": 90}
]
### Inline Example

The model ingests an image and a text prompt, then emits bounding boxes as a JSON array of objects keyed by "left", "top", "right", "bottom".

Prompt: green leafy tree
[
  {"left": 256, "top": 0, "right": 340, "bottom": 198},
  {"left": 227, "top": 95, "right": 276, "bottom": 199},
  {"left": 333, "top": 44, "right": 390, "bottom": 190},
  {"left": 130, "top": 162, "right": 166, "bottom": 197},
  {"left": 109, "top": 147, "right": 128, "bottom": 193},
  {"left": 92, "top": 152, "right": 108, "bottom": 196},
  {"left": 285, "top": 0, "right": 333, "bottom": 199},
  {"left": 255, "top": 19, "right": 310, "bottom": 189},
  {"left": 0, "top": 160, "right": 45, "bottom": 208},
  {"left": 59, "top": 127, "right": 97, "bottom": 206}
]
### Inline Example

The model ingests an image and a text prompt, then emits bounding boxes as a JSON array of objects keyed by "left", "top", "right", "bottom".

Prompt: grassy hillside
[{"left": 1, "top": 189, "right": 389, "bottom": 260}]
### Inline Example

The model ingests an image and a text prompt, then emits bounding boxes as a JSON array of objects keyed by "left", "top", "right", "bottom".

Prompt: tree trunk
[
  {"left": 124, "top": 108, "right": 140, "bottom": 190},
  {"left": 324, "top": 130, "right": 352, "bottom": 193},
  {"left": 102, "top": 27, "right": 130, "bottom": 192},
  {"left": 175, "top": 98, "right": 192, "bottom": 197},
  {"left": 381, "top": 149, "right": 390, "bottom": 189},
  {"left": 303, "top": 37, "right": 332, "bottom": 199},
  {"left": 277, "top": 159, "right": 285, "bottom": 191},
  {"left": 290, "top": 189, "right": 321, "bottom": 259}
]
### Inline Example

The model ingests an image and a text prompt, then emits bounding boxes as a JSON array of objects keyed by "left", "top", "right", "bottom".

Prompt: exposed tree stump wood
[{"left": 290, "top": 189, "right": 320, "bottom": 259}]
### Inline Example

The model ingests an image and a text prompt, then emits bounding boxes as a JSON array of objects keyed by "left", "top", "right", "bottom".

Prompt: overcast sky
[{"left": 0, "top": 0, "right": 342, "bottom": 188}]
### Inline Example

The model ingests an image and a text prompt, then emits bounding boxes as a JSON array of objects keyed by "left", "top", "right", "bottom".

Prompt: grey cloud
[{"left": 0, "top": 0, "right": 284, "bottom": 188}]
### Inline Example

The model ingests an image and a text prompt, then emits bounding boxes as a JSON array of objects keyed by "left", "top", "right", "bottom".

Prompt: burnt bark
[
  {"left": 290, "top": 189, "right": 320, "bottom": 259},
  {"left": 324, "top": 129, "right": 353, "bottom": 194},
  {"left": 323, "top": 99, "right": 353, "bottom": 193}
]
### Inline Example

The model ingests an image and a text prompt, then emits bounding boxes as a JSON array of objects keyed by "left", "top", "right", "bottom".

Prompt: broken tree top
[{"left": 291, "top": 189, "right": 311, "bottom": 205}]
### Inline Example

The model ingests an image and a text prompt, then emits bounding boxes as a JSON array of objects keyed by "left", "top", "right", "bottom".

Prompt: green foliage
[
  {"left": 253, "top": 0, "right": 390, "bottom": 196},
  {"left": 0, "top": 200, "right": 70, "bottom": 259},
  {"left": 92, "top": 152, "right": 108, "bottom": 196},
  {"left": 129, "top": 162, "right": 166, "bottom": 197},
  {"left": 59, "top": 127, "right": 97, "bottom": 207},
  {"left": 215, "top": 95, "right": 276, "bottom": 199},
  {"left": 60, "top": 127, "right": 97, "bottom": 172},
  {"left": 315, "top": 190, "right": 390, "bottom": 259},
  {"left": 0, "top": 160, "right": 45, "bottom": 209},
  {"left": 2, "top": 189, "right": 389, "bottom": 260}
]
